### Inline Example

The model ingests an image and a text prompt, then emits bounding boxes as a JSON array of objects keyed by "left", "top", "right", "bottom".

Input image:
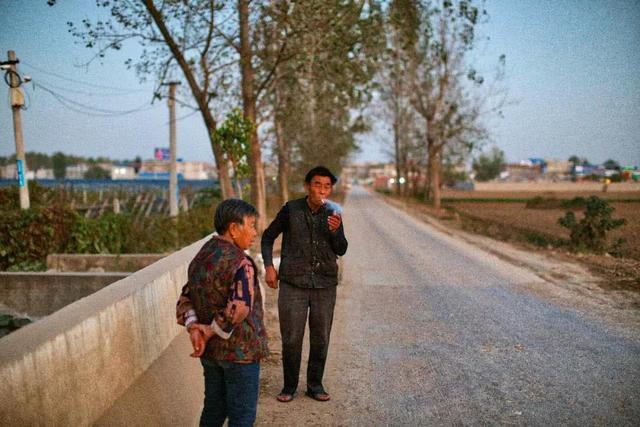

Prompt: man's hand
[
  {"left": 188, "top": 325, "right": 206, "bottom": 358},
  {"left": 265, "top": 265, "right": 279, "bottom": 289},
  {"left": 328, "top": 213, "right": 342, "bottom": 232}
]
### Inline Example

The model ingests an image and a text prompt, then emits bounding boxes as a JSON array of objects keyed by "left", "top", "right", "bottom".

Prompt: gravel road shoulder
[{"left": 378, "top": 190, "right": 640, "bottom": 339}]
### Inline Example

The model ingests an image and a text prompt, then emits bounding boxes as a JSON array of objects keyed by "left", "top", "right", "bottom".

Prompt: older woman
[{"left": 177, "top": 199, "right": 268, "bottom": 427}]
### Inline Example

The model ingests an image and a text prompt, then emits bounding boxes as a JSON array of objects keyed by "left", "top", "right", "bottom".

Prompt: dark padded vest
[{"left": 279, "top": 198, "right": 339, "bottom": 288}]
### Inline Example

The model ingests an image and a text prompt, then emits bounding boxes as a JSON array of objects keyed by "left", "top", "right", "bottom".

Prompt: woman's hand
[
  {"left": 188, "top": 323, "right": 216, "bottom": 357},
  {"left": 188, "top": 324, "right": 206, "bottom": 358},
  {"left": 196, "top": 323, "right": 215, "bottom": 340}
]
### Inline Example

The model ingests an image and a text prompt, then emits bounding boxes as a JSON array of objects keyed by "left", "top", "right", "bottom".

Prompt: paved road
[{"left": 317, "top": 186, "right": 639, "bottom": 426}]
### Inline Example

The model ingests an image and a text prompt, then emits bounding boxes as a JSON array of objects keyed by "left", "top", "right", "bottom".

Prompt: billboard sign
[{"left": 154, "top": 148, "right": 170, "bottom": 161}]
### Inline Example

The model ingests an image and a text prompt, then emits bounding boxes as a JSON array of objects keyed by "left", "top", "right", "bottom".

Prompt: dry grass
[
  {"left": 441, "top": 189, "right": 640, "bottom": 201},
  {"left": 448, "top": 201, "right": 639, "bottom": 260}
]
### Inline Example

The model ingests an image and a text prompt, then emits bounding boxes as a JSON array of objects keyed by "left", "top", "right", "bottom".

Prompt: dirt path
[{"left": 255, "top": 186, "right": 640, "bottom": 425}]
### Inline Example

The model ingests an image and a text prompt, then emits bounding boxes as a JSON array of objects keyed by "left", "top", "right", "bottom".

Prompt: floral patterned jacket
[{"left": 176, "top": 236, "right": 268, "bottom": 362}]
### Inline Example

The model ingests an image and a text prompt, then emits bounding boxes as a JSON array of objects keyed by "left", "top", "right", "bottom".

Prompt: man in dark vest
[{"left": 261, "top": 166, "right": 348, "bottom": 403}]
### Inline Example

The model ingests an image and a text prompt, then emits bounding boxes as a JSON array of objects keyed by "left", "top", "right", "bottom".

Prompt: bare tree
[
  {"left": 266, "top": 1, "right": 384, "bottom": 184},
  {"left": 61, "top": 0, "right": 239, "bottom": 198},
  {"left": 381, "top": 0, "right": 422, "bottom": 196},
  {"left": 391, "top": 0, "right": 504, "bottom": 209}
]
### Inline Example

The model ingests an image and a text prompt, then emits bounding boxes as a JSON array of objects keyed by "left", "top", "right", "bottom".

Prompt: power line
[
  {"left": 21, "top": 61, "right": 148, "bottom": 93},
  {"left": 35, "top": 78, "right": 146, "bottom": 97},
  {"left": 33, "top": 82, "right": 156, "bottom": 117},
  {"left": 167, "top": 109, "right": 200, "bottom": 125}
]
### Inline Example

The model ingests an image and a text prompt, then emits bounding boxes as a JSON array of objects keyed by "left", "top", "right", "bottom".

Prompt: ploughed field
[
  {"left": 441, "top": 189, "right": 640, "bottom": 201},
  {"left": 440, "top": 191, "right": 640, "bottom": 261}
]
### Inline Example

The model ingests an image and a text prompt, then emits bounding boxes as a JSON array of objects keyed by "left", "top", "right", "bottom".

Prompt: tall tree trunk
[
  {"left": 305, "top": 34, "right": 318, "bottom": 149},
  {"left": 143, "top": 0, "right": 233, "bottom": 199},
  {"left": 430, "top": 146, "right": 441, "bottom": 210},
  {"left": 400, "top": 152, "right": 408, "bottom": 197},
  {"left": 424, "top": 120, "right": 436, "bottom": 203},
  {"left": 207, "top": 120, "right": 234, "bottom": 199},
  {"left": 274, "top": 63, "right": 290, "bottom": 204},
  {"left": 393, "top": 120, "right": 402, "bottom": 196},
  {"left": 275, "top": 111, "right": 290, "bottom": 204},
  {"left": 424, "top": 144, "right": 433, "bottom": 203},
  {"left": 239, "top": 0, "right": 267, "bottom": 232},
  {"left": 413, "top": 164, "right": 421, "bottom": 198}
]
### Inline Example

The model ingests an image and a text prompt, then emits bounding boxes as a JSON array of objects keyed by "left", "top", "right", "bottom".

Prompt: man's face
[{"left": 305, "top": 175, "right": 333, "bottom": 207}]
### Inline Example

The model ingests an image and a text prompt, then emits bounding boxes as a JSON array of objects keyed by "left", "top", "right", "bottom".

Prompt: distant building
[
  {"left": 544, "top": 159, "right": 571, "bottom": 180},
  {"left": 34, "top": 168, "right": 54, "bottom": 179},
  {"left": 572, "top": 164, "right": 603, "bottom": 179},
  {"left": 372, "top": 175, "right": 392, "bottom": 190},
  {"left": 1, "top": 165, "right": 54, "bottom": 180},
  {"left": 111, "top": 165, "right": 137, "bottom": 180},
  {"left": 501, "top": 162, "right": 543, "bottom": 182},
  {"left": 0, "top": 164, "right": 17, "bottom": 179},
  {"left": 343, "top": 162, "right": 397, "bottom": 185},
  {"left": 97, "top": 162, "right": 113, "bottom": 172},
  {"left": 65, "top": 164, "right": 89, "bottom": 179},
  {"left": 621, "top": 167, "right": 640, "bottom": 182},
  {"left": 528, "top": 158, "right": 547, "bottom": 173},
  {"left": 140, "top": 160, "right": 216, "bottom": 180},
  {"left": 179, "top": 161, "right": 215, "bottom": 180}
]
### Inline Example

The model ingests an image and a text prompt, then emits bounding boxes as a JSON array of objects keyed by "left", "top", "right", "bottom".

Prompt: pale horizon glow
[{"left": 1, "top": 0, "right": 639, "bottom": 168}]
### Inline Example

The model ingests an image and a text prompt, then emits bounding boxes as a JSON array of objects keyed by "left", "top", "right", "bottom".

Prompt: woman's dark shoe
[{"left": 305, "top": 390, "right": 331, "bottom": 402}]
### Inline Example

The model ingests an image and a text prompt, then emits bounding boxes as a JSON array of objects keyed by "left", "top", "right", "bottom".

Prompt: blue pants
[{"left": 200, "top": 358, "right": 260, "bottom": 427}]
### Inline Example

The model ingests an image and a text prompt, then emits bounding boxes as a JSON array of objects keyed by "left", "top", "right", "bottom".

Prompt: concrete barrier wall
[
  {"left": 0, "top": 235, "right": 211, "bottom": 426},
  {"left": 46, "top": 253, "right": 168, "bottom": 272},
  {"left": 474, "top": 182, "right": 640, "bottom": 192},
  {"left": 0, "top": 272, "right": 129, "bottom": 317}
]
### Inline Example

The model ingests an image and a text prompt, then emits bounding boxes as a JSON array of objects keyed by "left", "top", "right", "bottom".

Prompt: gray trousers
[{"left": 278, "top": 282, "right": 337, "bottom": 394}]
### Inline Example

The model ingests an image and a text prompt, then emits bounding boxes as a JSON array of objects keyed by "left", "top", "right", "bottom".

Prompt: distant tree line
[{"left": 0, "top": 152, "right": 141, "bottom": 180}]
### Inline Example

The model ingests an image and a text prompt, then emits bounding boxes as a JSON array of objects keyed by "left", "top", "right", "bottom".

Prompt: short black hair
[
  {"left": 304, "top": 166, "right": 337, "bottom": 185},
  {"left": 214, "top": 198, "right": 258, "bottom": 235}
]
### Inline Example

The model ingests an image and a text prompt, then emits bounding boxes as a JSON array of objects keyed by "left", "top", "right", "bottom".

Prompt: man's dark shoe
[
  {"left": 305, "top": 390, "right": 331, "bottom": 402},
  {"left": 276, "top": 391, "right": 296, "bottom": 403}
]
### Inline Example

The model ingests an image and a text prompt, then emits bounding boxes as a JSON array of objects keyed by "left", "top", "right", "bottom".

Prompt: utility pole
[
  {"left": 164, "top": 81, "right": 180, "bottom": 217},
  {"left": 4, "top": 51, "right": 30, "bottom": 209}
]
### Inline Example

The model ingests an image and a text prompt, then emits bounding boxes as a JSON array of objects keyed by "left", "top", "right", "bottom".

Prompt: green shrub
[
  {"left": 0, "top": 205, "right": 78, "bottom": 270},
  {"left": 608, "top": 238, "right": 628, "bottom": 258},
  {"left": 0, "top": 182, "right": 56, "bottom": 210},
  {"left": 6, "top": 260, "right": 47, "bottom": 272},
  {"left": 68, "top": 213, "right": 136, "bottom": 254},
  {"left": 191, "top": 188, "right": 222, "bottom": 209},
  {"left": 525, "top": 196, "right": 562, "bottom": 209},
  {"left": 525, "top": 232, "right": 550, "bottom": 247},
  {"left": 558, "top": 196, "right": 625, "bottom": 253},
  {"left": 0, "top": 193, "right": 219, "bottom": 270},
  {"left": 176, "top": 205, "right": 217, "bottom": 246},
  {"left": 525, "top": 196, "right": 587, "bottom": 210},
  {"left": 560, "top": 197, "right": 586, "bottom": 210}
]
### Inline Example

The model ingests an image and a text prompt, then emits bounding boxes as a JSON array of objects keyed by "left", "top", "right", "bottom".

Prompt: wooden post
[{"left": 7, "top": 51, "right": 30, "bottom": 209}]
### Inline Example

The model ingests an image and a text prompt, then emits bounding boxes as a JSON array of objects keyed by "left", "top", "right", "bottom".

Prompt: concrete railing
[
  {"left": 1, "top": 272, "right": 129, "bottom": 317},
  {"left": 0, "top": 235, "right": 211, "bottom": 426},
  {"left": 46, "top": 253, "right": 169, "bottom": 272}
]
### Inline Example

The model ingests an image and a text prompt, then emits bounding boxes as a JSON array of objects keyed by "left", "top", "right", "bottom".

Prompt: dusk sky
[{"left": 1, "top": 0, "right": 639, "bottom": 166}]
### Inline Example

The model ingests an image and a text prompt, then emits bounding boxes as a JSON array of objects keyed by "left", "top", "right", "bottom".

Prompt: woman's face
[{"left": 231, "top": 215, "right": 257, "bottom": 250}]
